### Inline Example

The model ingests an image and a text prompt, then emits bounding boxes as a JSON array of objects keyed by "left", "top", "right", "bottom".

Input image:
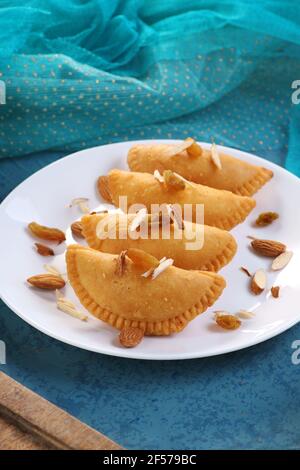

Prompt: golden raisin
[
  {"left": 255, "top": 212, "right": 279, "bottom": 227},
  {"left": 163, "top": 170, "right": 185, "bottom": 191}
]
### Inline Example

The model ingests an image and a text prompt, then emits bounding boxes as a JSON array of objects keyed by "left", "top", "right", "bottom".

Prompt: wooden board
[{"left": 0, "top": 372, "right": 122, "bottom": 450}]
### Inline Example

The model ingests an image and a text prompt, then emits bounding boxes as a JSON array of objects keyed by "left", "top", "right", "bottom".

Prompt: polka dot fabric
[{"left": 0, "top": 1, "right": 300, "bottom": 176}]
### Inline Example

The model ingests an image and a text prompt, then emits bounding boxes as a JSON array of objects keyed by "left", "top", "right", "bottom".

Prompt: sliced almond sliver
[
  {"left": 166, "top": 204, "right": 184, "bottom": 230},
  {"left": 115, "top": 250, "right": 127, "bottom": 276},
  {"left": 211, "top": 142, "right": 222, "bottom": 169},
  {"left": 44, "top": 264, "right": 62, "bottom": 277},
  {"left": 55, "top": 290, "right": 88, "bottom": 321},
  {"left": 153, "top": 169, "right": 164, "bottom": 183},
  {"left": 251, "top": 269, "right": 266, "bottom": 295},
  {"left": 238, "top": 310, "right": 255, "bottom": 319},
  {"left": 151, "top": 258, "right": 174, "bottom": 280},
  {"left": 78, "top": 202, "right": 90, "bottom": 214},
  {"left": 213, "top": 310, "right": 230, "bottom": 318},
  {"left": 240, "top": 266, "right": 252, "bottom": 277},
  {"left": 68, "top": 197, "right": 89, "bottom": 207},
  {"left": 162, "top": 139, "right": 194, "bottom": 158},
  {"left": 172, "top": 172, "right": 195, "bottom": 187},
  {"left": 271, "top": 251, "right": 293, "bottom": 271},
  {"left": 129, "top": 208, "right": 148, "bottom": 232}
]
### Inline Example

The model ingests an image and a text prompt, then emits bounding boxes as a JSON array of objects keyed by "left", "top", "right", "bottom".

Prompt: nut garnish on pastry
[
  {"left": 115, "top": 250, "right": 127, "bottom": 276},
  {"left": 210, "top": 142, "right": 222, "bottom": 170}
]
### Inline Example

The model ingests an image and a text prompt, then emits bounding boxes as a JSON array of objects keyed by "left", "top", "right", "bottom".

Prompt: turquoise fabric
[
  {"left": 0, "top": 0, "right": 300, "bottom": 174},
  {"left": 1, "top": 1, "right": 300, "bottom": 450}
]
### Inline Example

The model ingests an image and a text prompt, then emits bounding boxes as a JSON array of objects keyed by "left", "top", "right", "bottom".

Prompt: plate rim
[{"left": 1, "top": 140, "right": 300, "bottom": 360}]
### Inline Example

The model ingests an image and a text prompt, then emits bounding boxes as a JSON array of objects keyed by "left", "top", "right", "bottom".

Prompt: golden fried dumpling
[
  {"left": 66, "top": 244, "right": 226, "bottom": 336},
  {"left": 98, "top": 169, "right": 255, "bottom": 230},
  {"left": 128, "top": 143, "right": 273, "bottom": 196},
  {"left": 81, "top": 212, "right": 237, "bottom": 272}
]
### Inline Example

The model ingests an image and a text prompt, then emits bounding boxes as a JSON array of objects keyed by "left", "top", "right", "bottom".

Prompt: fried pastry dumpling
[
  {"left": 98, "top": 169, "right": 255, "bottom": 230},
  {"left": 127, "top": 143, "right": 273, "bottom": 196},
  {"left": 81, "top": 212, "right": 237, "bottom": 272},
  {"left": 66, "top": 244, "right": 226, "bottom": 336}
]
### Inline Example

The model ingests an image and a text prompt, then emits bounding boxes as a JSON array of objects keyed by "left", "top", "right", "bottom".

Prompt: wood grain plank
[
  {"left": 0, "top": 372, "right": 122, "bottom": 450},
  {"left": 0, "top": 415, "right": 52, "bottom": 450}
]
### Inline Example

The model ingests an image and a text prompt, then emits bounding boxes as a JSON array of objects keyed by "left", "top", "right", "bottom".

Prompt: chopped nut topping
[
  {"left": 271, "top": 286, "right": 280, "bottom": 298},
  {"left": 271, "top": 251, "right": 293, "bottom": 271},
  {"left": 238, "top": 310, "right": 255, "bottom": 319},
  {"left": 55, "top": 290, "right": 88, "bottom": 321},
  {"left": 115, "top": 250, "right": 127, "bottom": 276},
  {"left": 251, "top": 269, "right": 267, "bottom": 295},
  {"left": 162, "top": 139, "right": 195, "bottom": 158},
  {"left": 211, "top": 142, "right": 222, "bottom": 169},
  {"left": 34, "top": 243, "right": 54, "bottom": 257},
  {"left": 240, "top": 266, "right": 252, "bottom": 277},
  {"left": 129, "top": 208, "right": 148, "bottom": 232},
  {"left": 153, "top": 169, "right": 164, "bottom": 183}
]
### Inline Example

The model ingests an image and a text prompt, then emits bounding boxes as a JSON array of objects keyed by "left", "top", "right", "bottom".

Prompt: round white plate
[{"left": 0, "top": 141, "right": 299, "bottom": 360}]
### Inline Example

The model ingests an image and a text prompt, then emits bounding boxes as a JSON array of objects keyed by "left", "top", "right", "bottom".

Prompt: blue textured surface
[
  {"left": 0, "top": 290, "right": 299, "bottom": 450},
  {"left": 0, "top": 142, "right": 300, "bottom": 450}
]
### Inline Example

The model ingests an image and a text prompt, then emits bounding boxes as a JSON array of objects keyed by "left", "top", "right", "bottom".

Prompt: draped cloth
[{"left": 0, "top": 0, "right": 300, "bottom": 177}]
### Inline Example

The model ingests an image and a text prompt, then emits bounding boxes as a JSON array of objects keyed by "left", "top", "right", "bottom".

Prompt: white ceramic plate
[{"left": 0, "top": 141, "right": 300, "bottom": 360}]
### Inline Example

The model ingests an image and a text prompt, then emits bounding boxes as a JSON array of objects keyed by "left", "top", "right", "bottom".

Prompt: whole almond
[
  {"left": 97, "top": 176, "right": 112, "bottom": 203},
  {"left": 271, "top": 251, "right": 293, "bottom": 271},
  {"left": 119, "top": 327, "right": 144, "bottom": 348},
  {"left": 28, "top": 222, "right": 65, "bottom": 243},
  {"left": 251, "top": 239, "right": 286, "bottom": 257},
  {"left": 34, "top": 243, "right": 54, "bottom": 257},
  {"left": 27, "top": 274, "right": 65, "bottom": 290},
  {"left": 251, "top": 269, "right": 266, "bottom": 295},
  {"left": 71, "top": 221, "right": 84, "bottom": 238}
]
